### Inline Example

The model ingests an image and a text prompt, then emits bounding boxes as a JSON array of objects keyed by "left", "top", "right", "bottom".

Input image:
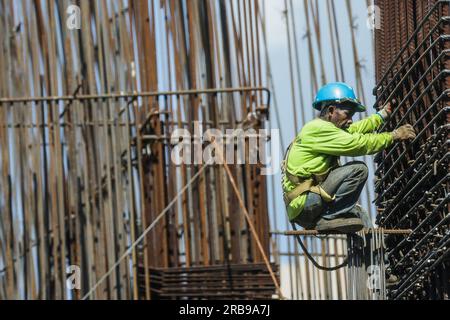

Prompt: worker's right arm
[
  {"left": 308, "top": 122, "right": 394, "bottom": 157},
  {"left": 347, "top": 114, "right": 384, "bottom": 134}
]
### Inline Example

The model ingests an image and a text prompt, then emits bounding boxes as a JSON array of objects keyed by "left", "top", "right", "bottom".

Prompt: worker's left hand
[{"left": 378, "top": 100, "right": 395, "bottom": 120}]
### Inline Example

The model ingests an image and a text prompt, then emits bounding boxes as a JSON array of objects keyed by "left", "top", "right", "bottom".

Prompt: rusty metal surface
[
  {"left": 278, "top": 229, "right": 412, "bottom": 236},
  {"left": 374, "top": 0, "right": 449, "bottom": 300},
  {"left": 141, "top": 263, "right": 279, "bottom": 300},
  {"left": 4, "top": 0, "right": 446, "bottom": 302},
  {"left": 0, "top": 0, "right": 273, "bottom": 300}
]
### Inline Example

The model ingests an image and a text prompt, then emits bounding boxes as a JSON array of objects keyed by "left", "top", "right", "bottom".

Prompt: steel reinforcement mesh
[{"left": 374, "top": 0, "right": 450, "bottom": 300}]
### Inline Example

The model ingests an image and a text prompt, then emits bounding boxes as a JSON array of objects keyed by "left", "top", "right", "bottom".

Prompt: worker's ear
[{"left": 327, "top": 105, "right": 336, "bottom": 115}]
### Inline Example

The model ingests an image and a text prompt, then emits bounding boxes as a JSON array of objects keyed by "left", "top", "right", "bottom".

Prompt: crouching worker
[{"left": 282, "top": 82, "right": 416, "bottom": 233}]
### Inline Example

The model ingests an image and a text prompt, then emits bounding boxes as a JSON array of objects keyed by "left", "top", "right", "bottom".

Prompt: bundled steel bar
[
  {"left": 140, "top": 263, "right": 279, "bottom": 300},
  {"left": 374, "top": 0, "right": 449, "bottom": 300},
  {"left": 346, "top": 229, "right": 389, "bottom": 300},
  {"left": 0, "top": 0, "right": 273, "bottom": 300}
]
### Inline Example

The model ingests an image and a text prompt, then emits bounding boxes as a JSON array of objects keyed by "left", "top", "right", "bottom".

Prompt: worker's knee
[{"left": 347, "top": 161, "right": 368, "bottom": 181}]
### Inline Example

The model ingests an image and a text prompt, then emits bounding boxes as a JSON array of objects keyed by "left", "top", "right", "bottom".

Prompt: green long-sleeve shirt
[{"left": 283, "top": 114, "right": 394, "bottom": 221}]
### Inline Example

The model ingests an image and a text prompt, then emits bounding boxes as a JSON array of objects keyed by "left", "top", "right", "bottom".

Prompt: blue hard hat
[{"left": 313, "top": 82, "right": 366, "bottom": 112}]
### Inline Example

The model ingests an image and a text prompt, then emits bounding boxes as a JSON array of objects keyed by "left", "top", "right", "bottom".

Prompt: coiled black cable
[{"left": 291, "top": 223, "right": 348, "bottom": 271}]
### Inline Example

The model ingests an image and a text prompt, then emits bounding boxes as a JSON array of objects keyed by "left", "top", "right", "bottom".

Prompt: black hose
[{"left": 291, "top": 223, "right": 348, "bottom": 271}]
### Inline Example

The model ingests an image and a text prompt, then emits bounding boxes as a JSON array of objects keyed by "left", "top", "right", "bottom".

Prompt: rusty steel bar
[
  {"left": 277, "top": 229, "right": 413, "bottom": 236},
  {"left": 374, "top": 0, "right": 449, "bottom": 300},
  {"left": 0, "top": 87, "right": 271, "bottom": 104},
  {"left": 0, "top": 0, "right": 274, "bottom": 301}
]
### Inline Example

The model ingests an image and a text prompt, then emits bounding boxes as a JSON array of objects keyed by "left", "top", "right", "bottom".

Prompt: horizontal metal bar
[
  {"left": 276, "top": 229, "right": 412, "bottom": 236},
  {"left": 0, "top": 86, "right": 271, "bottom": 104},
  {"left": 276, "top": 252, "right": 348, "bottom": 258},
  {"left": 0, "top": 122, "right": 136, "bottom": 128},
  {"left": 270, "top": 231, "right": 346, "bottom": 240}
]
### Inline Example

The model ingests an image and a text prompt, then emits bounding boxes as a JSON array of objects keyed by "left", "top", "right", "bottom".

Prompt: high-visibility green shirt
[{"left": 282, "top": 114, "right": 394, "bottom": 221}]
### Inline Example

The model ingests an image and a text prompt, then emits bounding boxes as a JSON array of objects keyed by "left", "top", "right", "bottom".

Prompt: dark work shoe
[{"left": 315, "top": 217, "right": 364, "bottom": 233}]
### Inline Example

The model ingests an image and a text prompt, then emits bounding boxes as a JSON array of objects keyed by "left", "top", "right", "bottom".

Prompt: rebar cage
[{"left": 374, "top": 0, "right": 450, "bottom": 300}]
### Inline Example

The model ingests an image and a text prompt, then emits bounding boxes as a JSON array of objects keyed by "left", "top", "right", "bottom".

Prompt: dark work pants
[{"left": 294, "top": 161, "right": 373, "bottom": 229}]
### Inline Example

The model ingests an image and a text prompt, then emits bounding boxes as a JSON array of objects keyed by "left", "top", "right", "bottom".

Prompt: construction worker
[{"left": 282, "top": 82, "right": 416, "bottom": 233}]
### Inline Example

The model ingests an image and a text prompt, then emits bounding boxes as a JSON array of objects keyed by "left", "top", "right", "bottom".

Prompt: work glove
[
  {"left": 377, "top": 100, "right": 395, "bottom": 121},
  {"left": 391, "top": 124, "right": 416, "bottom": 141}
]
